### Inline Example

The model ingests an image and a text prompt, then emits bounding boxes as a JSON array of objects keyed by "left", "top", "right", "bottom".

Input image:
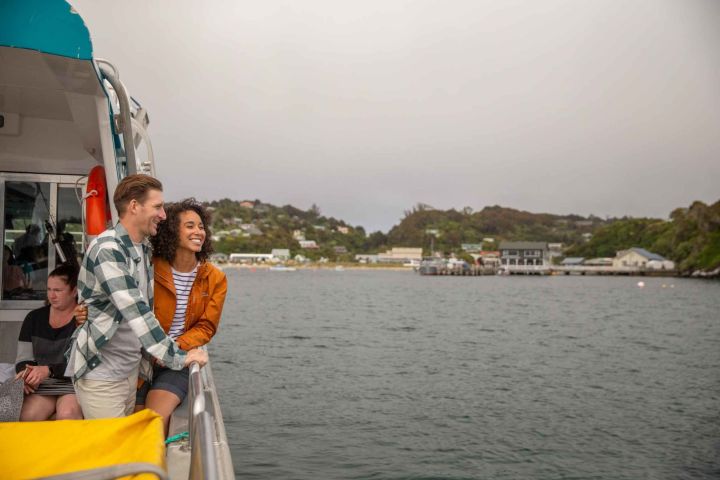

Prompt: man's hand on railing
[{"left": 184, "top": 348, "right": 208, "bottom": 368}]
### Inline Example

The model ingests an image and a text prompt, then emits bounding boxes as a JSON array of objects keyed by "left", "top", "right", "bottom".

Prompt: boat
[
  {"left": 0, "top": 1, "right": 233, "bottom": 478},
  {"left": 417, "top": 258, "right": 444, "bottom": 275},
  {"left": 269, "top": 265, "right": 297, "bottom": 272}
]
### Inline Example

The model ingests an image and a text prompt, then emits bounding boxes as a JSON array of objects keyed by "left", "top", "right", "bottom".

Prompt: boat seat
[{"left": 0, "top": 409, "right": 167, "bottom": 480}]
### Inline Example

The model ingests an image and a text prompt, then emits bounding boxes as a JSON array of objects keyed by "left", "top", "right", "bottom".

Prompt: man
[{"left": 66, "top": 174, "right": 207, "bottom": 419}]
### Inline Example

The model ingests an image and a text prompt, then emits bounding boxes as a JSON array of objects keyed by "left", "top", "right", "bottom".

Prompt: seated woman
[
  {"left": 141, "top": 198, "right": 227, "bottom": 434},
  {"left": 15, "top": 263, "right": 83, "bottom": 421}
]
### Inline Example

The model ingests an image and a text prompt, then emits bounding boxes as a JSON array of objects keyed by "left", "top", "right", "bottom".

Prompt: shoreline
[
  {"left": 213, "top": 263, "right": 719, "bottom": 278},
  {"left": 215, "top": 263, "right": 413, "bottom": 272}
]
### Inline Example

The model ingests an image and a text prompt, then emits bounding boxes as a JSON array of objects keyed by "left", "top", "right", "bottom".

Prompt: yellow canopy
[{"left": 0, "top": 409, "right": 166, "bottom": 480}]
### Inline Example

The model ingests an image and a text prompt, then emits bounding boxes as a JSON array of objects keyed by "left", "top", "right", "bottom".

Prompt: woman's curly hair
[{"left": 151, "top": 198, "right": 214, "bottom": 263}]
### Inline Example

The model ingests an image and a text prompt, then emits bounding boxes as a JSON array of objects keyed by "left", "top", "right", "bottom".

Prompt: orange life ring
[{"left": 86, "top": 165, "right": 111, "bottom": 235}]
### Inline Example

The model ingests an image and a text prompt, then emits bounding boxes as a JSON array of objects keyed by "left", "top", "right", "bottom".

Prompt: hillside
[
  {"left": 207, "top": 199, "right": 380, "bottom": 261},
  {"left": 204, "top": 198, "right": 720, "bottom": 273},
  {"left": 386, "top": 204, "right": 605, "bottom": 252}
]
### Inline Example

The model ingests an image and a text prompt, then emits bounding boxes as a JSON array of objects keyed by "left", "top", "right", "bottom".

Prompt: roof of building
[
  {"left": 498, "top": 241, "right": 548, "bottom": 250},
  {"left": 628, "top": 247, "right": 666, "bottom": 261},
  {"left": 617, "top": 248, "right": 666, "bottom": 261},
  {"left": 561, "top": 257, "right": 585, "bottom": 265}
]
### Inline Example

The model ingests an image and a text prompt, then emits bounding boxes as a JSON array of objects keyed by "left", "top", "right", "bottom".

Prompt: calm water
[{"left": 210, "top": 269, "right": 720, "bottom": 480}]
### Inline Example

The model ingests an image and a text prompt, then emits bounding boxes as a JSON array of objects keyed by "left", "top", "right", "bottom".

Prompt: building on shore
[
  {"left": 355, "top": 254, "right": 379, "bottom": 264},
  {"left": 461, "top": 243, "right": 483, "bottom": 253},
  {"left": 210, "top": 253, "right": 228, "bottom": 263},
  {"left": 547, "top": 243, "right": 564, "bottom": 261},
  {"left": 378, "top": 247, "right": 423, "bottom": 264},
  {"left": 229, "top": 249, "right": 292, "bottom": 264},
  {"left": 613, "top": 248, "right": 675, "bottom": 270},
  {"left": 499, "top": 241, "right": 549, "bottom": 267},
  {"left": 271, "top": 249, "right": 291, "bottom": 261},
  {"left": 584, "top": 257, "right": 613, "bottom": 266},
  {"left": 478, "top": 251, "right": 501, "bottom": 267},
  {"left": 229, "top": 253, "right": 273, "bottom": 263}
]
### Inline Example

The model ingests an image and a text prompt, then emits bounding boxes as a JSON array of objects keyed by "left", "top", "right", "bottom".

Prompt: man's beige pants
[{"left": 74, "top": 368, "right": 138, "bottom": 419}]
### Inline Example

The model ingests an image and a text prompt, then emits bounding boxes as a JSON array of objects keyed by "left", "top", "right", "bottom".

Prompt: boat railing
[
  {"left": 96, "top": 61, "right": 137, "bottom": 174},
  {"left": 187, "top": 354, "right": 234, "bottom": 480}
]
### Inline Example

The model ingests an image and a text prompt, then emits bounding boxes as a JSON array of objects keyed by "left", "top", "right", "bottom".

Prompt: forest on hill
[{"left": 205, "top": 198, "right": 720, "bottom": 273}]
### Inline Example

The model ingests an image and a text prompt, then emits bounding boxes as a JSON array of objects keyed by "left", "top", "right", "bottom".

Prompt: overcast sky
[{"left": 70, "top": 0, "right": 719, "bottom": 232}]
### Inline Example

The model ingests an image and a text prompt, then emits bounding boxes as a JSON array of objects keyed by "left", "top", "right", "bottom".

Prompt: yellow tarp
[{"left": 0, "top": 409, "right": 166, "bottom": 480}]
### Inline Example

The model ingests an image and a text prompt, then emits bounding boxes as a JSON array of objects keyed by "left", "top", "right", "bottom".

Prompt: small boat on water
[
  {"left": 269, "top": 265, "right": 297, "bottom": 272},
  {"left": 0, "top": 1, "right": 233, "bottom": 478}
]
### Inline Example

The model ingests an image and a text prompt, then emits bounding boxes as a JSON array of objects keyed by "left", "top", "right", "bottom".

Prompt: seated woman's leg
[
  {"left": 145, "top": 389, "right": 182, "bottom": 436},
  {"left": 19, "top": 394, "right": 56, "bottom": 421},
  {"left": 55, "top": 393, "right": 83, "bottom": 420},
  {"left": 143, "top": 366, "right": 189, "bottom": 436}
]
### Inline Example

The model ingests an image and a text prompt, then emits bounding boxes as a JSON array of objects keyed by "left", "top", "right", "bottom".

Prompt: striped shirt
[{"left": 168, "top": 265, "right": 198, "bottom": 339}]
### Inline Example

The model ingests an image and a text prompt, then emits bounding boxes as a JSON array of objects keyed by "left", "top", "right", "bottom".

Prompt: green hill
[
  {"left": 203, "top": 198, "right": 720, "bottom": 274},
  {"left": 386, "top": 204, "right": 603, "bottom": 253}
]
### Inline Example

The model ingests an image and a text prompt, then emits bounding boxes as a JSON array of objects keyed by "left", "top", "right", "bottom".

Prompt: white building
[
  {"left": 355, "top": 254, "right": 379, "bottom": 264},
  {"left": 378, "top": 247, "right": 423, "bottom": 263},
  {"left": 229, "top": 253, "right": 273, "bottom": 263},
  {"left": 271, "top": 249, "right": 290, "bottom": 261},
  {"left": 613, "top": 248, "right": 674, "bottom": 270},
  {"left": 299, "top": 240, "right": 319, "bottom": 249}
]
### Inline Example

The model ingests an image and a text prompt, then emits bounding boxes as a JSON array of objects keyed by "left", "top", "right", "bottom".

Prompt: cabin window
[
  {"left": 57, "top": 185, "right": 84, "bottom": 267},
  {"left": 2, "top": 181, "right": 51, "bottom": 301},
  {"left": 1, "top": 173, "right": 85, "bottom": 307}
]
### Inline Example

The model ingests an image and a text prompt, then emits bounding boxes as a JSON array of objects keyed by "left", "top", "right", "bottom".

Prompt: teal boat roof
[{"left": 0, "top": 0, "right": 93, "bottom": 60}]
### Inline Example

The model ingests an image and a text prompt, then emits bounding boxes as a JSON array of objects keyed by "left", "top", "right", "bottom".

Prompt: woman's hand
[
  {"left": 24, "top": 365, "right": 50, "bottom": 389},
  {"left": 184, "top": 348, "right": 208, "bottom": 367},
  {"left": 74, "top": 303, "right": 88, "bottom": 326},
  {"left": 16, "top": 365, "right": 49, "bottom": 394}
]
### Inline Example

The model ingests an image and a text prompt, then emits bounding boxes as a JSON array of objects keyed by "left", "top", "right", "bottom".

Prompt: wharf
[
  {"left": 418, "top": 265, "right": 678, "bottom": 277},
  {"left": 418, "top": 265, "right": 497, "bottom": 276}
]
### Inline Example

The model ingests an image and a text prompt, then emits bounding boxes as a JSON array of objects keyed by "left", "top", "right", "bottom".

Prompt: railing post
[{"left": 188, "top": 362, "right": 204, "bottom": 449}]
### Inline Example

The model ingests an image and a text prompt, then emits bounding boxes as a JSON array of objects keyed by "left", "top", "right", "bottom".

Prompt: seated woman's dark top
[{"left": 15, "top": 305, "right": 76, "bottom": 395}]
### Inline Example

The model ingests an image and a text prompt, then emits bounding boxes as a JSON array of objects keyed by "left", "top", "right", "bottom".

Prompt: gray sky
[{"left": 71, "top": 0, "right": 720, "bottom": 232}]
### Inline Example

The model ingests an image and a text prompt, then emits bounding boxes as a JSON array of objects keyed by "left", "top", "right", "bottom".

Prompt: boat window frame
[{"left": 0, "top": 172, "right": 86, "bottom": 310}]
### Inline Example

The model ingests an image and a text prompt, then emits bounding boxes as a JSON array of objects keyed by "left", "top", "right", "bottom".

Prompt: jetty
[{"left": 418, "top": 264, "right": 677, "bottom": 277}]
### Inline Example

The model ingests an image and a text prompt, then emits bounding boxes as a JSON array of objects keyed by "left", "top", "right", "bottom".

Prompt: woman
[
  {"left": 141, "top": 198, "right": 227, "bottom": 434},
  {"left": 15, "top": 263, "right": 83, "bottom": 421}
]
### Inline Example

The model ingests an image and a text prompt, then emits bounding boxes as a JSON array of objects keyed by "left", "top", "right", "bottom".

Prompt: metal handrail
[
  {"left": 188, "top": 362, "right": 204, "bottom": 448},
  {"left": 96, "top": 62, "right": 137, "bottom": 175},
  {"left": 187, "top": 361, "right": 217, "bottom": 480}
]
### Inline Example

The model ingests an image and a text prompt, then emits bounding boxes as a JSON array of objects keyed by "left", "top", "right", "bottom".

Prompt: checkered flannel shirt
[{"left": 68, "top": 222, "right": 186, "bottom": 382}]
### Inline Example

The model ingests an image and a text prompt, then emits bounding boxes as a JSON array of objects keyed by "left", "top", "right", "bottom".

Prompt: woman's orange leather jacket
[{"left": 152, "top": 257, "right": 228, "bottom": 351}]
